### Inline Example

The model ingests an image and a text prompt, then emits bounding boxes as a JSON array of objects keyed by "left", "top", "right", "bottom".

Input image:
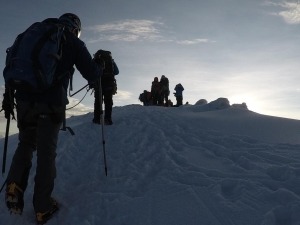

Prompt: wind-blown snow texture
[{"left": 1, "top": 99, "right": 300, "bottom": 225}]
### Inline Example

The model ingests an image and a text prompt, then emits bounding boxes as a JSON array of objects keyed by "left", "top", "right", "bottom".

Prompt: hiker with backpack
[
  {"left": 1, "top": 13, "right": 102, "bottom": 224},
  {"left": 174, "top": 83, "right": 184, "bottom": 106},
  {"left": 160, "top": 75, "right": 170, "bottom": 107},
  {"left": 92, "top": 50, "right": 119, "bottom": 125},
  {"left": 139, "top": 90, "right": 152, "bottom": 106}
]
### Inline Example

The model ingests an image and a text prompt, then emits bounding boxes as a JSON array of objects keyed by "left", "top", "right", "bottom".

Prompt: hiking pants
[
  {"left": 103, "top": 90, "right": 113, "bottom": 120},
  {"left": 7, "top": 101, "right": 63, "bottom": 213},
  {"left": 152, "top": 93, "right": 160, "bottom": 105},
  {"left": 161, "top": 91, "right": 169, "bottom": 106},
  {"left": 94, "top": 87, "right": 113, "bottom": 120},
  {"left": 176, "top": 96, "right": 183, "bottom": 106}
]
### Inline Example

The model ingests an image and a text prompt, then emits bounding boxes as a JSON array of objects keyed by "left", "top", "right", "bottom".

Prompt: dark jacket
[
  {"left": 160, "top": 76, "right": 169, "bottom": 95},
  {"left": 14, "top": 18, "right": 101, "bottom": 108},
  {"left": 174, "top": 83, "right": 184, "bottom": 97}
]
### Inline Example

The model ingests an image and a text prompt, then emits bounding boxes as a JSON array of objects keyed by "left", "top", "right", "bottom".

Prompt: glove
[
  {"left": 89, "top": 79, "right": 100, "bottom": 90},
  {"left": 2, "top": 88, "right": 15, "bottom": 119}
]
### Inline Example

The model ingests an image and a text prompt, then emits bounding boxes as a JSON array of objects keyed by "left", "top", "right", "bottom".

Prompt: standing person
[
  {"left": 92, "top": 50, "right": 119, "bottom": 125},
  {"left": 174, "top": 83, "right": 184, "bottom": 106},
  {"left": 1, "top": 13, "right": 101, "bottom": 224},
  {"left": 151, "top": 77, "right": 161, "bottom": 105},
  {"left": 160, "top": 75, "right": 170, "bottom": 106}
]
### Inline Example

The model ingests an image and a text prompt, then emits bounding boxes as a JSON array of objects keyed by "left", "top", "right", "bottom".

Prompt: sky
[
  {"left": 0, "top": 0, "right": 300, "bottom": 120},
  {"left": 1, "top": 100, "right": 300, "bottom": 224}
]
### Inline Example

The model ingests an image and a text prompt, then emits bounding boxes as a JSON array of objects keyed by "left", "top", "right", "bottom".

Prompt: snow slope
[{"left": 1, "top": 99, "right": 300, "bottom": 225}]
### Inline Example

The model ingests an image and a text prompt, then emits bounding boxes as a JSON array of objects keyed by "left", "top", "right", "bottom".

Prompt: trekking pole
[
  {"left": 2, "top": 87, "right": 14, "bottom": 177},
  {"left": 69, "top": 84, "right": 89, "bottom": 97},
  {"left": 99, "top": 78, "right": 108, "bottom": 176},
  {"left": 2, "top": 114, "right": 10, "bottom": 176},
  {"left": 60, "top": 112, "right": 75, "bottom": 135},
  {"left": 0, "top": 178, "right": 7, "bottom": 193}
]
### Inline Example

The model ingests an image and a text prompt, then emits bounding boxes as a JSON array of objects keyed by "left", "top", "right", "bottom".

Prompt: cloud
[
  {"left": 86, "top": 19, "right": 213, "bottom": 45},
  {"left": 176, "top": 38, "right": 214, "bottom": 45},
  {"left": 266, "top": 1, "right": 300, "bottom": 24},
  {"left": 114, "top": 90, "right": 133, "bottom": 102},
  {"left": 86, "top": 19, "right": 163, "bottom": 42},
  {"left": 66, "top": 97, "right": 93, "bottom": 118}
]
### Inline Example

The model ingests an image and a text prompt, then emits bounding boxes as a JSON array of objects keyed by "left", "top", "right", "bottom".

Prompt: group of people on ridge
[{"left": 139, "top": 75, "right": 184, "bottom": 107}]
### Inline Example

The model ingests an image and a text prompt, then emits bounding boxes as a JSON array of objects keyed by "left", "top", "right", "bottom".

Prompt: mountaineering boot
[
  {"left": 5, "top": 182, "right": 24, "bottom": 214},
  {"left": 104, "top": 118, "right": 113, "bottom": 125},
  {"left": 35, "top": 198, "right": 59, "bottom": 225},
  {"left": 92, "top": 117, "right": 100, "bottom": 124},
  {"left": 93, "top": 116, "right": 103, "bottom": 124}
]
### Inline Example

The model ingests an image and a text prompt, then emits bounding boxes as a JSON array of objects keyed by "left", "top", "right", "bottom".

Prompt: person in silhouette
[
  {"left": 92, "top": 50, "right": 119, "bottom": 125},
  {"left": 174, "top": 83, "right": 184, "bottom": 106},
  {"left": 151, "top": 77, "right": 161, "bottom": 105},
  {"left": 160, "top": 75, "right": 170, "bottom": 106}
]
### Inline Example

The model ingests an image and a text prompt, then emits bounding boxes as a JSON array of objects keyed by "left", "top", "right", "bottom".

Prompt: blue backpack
[{"left": 3, "top": 20, "right": 65, "bottom": 93}]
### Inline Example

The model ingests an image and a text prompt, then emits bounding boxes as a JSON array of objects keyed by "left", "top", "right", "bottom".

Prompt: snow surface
[{"left": 1, "top": 98, "right": 300, "bottom": 225}]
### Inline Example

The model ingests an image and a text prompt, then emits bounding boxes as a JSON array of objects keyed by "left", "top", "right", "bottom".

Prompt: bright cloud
[
  {"left": 86, "top": 19, "right": 213, "bottom": 45},
  {"left": 267, "top": 1, "right": 300, "bottom": 24},
  {"left": 86, "top": 19, "right": 163, "bottom": 42},
  {"left": 176, "top": 38, "right": 214, "bottom": 45},
  {"left": 66, "top": 97, "right": 93, "bottom": 118},
  {"left": 114, "top": 90, "right": 134, "bottom": 105}
]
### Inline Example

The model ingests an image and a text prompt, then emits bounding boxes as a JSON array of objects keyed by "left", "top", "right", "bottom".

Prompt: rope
[{"left": 66, "top": 87, "right": 90, "bottom": 110}]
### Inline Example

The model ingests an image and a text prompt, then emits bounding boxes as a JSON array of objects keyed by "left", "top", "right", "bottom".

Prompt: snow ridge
[{"left": 1, "top": 103, "right": 300, "bottom": 225}]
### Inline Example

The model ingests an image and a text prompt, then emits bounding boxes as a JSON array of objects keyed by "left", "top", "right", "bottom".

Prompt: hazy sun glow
[{"left": 228, "top": 94, "right": 265, "bottom": 114}]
